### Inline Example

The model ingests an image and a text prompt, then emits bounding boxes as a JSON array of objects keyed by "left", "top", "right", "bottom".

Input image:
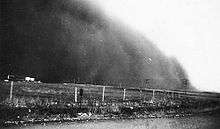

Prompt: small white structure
[
  {"left": 25, "top": 77, "right": 35, "bottom": 82},
  {"left": 4, "top": 79, "right": 9, "bottom": 82},
  {"left": 30, "top": 78, "right": 35, "bottom": 81}
]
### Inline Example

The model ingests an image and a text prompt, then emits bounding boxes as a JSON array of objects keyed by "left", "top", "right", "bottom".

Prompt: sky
[{"left": 93, "top": 0, "right": 220, "bottom": 92}]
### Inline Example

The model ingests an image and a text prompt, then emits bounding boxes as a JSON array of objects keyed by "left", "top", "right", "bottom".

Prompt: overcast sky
[{"left": 94, "top": 0, "right": 220, "bottom": 92}]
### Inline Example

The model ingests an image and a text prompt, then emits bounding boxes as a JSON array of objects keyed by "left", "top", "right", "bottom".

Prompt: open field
[
  {"left": 0, "top": 81, "right": 220, "bottom": 126},
  {"left": 1, "top": 81, "right": 220, "bottom": 102}
]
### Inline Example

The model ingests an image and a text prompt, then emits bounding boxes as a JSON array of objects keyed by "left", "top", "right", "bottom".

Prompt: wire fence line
[{"left": 1, "top": 81, "right": 219, "bottom": 105}]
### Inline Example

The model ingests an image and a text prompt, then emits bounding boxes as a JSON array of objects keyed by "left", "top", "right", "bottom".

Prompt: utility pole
[{"left": 7, "top": 75, "right": 14, "bottom": 102}]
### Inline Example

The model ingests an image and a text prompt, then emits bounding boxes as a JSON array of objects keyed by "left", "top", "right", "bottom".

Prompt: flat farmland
[
  {"left": 1, "top": 81, "right": 219, "bottom": 105},
  {"left": 0, "top": 82, "right": 155, "bottom": 103}
]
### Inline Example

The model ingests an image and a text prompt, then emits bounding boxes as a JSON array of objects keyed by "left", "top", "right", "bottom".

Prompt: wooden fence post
[
  {"left": 102, "top": 86, "right": 105, "bottom": 102},
  {"left": 75, "top": 87, "right": 77, "bottom": 102},
  {"left": 123, "top": 89, "right": 126, "bottom": 100}
]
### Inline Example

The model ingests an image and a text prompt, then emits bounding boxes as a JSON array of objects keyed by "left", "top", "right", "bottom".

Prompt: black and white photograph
[{"left": 0, "top": 0, "right": 220, "bottom": 128}]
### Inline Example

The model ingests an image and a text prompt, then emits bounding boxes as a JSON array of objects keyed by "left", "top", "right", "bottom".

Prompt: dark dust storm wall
[{"left": 0, "top": 0, "right": 193, "bottom": 90}]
